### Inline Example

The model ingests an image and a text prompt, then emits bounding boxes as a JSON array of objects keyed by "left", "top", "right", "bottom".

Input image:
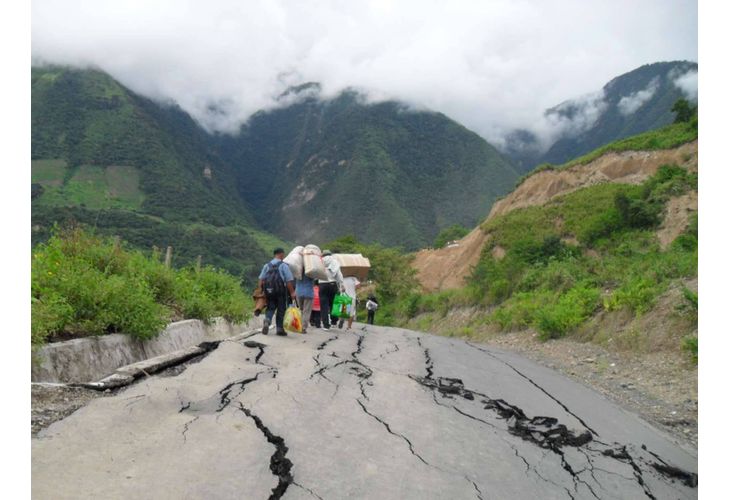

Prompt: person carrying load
[
  {"left": 258, "top": 248, "right": 296, "bottom": 336},
  {"left": 319, "top": 249, "right": 344, "bottom": 331}
]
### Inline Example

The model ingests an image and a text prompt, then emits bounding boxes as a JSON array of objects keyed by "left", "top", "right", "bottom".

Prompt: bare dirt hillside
[
  {"left": 412, "top": 227, "right": 489, "bottom": 293},
  {"left": 489, "top": 141, "right": 697, "bottom": 219},
  {"left": 413, "top": 141, "right": 698, "bottom": 292}
]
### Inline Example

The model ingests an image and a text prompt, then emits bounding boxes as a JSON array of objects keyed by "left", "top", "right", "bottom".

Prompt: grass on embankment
[
  {"left": 393, "top": 165, "right": 698, "bottom": 362},
  {"left": 32, "top": 227, "right": 249, "bottom": 346}
]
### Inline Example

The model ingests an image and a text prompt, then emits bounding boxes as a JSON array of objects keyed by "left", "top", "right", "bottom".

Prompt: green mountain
[
  {"left": 504, "top": 61, "right": 697, "bottom": 172},
  {"left": 31, "top": 66, "right": 270, "bottom": 282},
  {"left": 216, "top": 89, "right": 519, "bottom": 249},
  {"left": 32, "top": 66, "right": 519, "bottom": 267}
]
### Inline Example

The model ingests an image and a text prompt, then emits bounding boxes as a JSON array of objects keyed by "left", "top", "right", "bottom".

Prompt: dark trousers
[
  {"left": 367, "top": 310, "right": 375, "bottom": 325},
  {"left": 265, "top": 293, "right": 287, "bottom": 332},
  {"left": 310, "top": 310, "right": 321, "bottom": 327},
  {"left": 319, "top": 282, "right": 338, "bottom": 328}
]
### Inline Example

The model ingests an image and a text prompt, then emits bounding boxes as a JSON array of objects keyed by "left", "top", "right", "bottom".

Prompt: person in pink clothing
[{"left": 310, "top": 284, "right": 322, "bottom": 328}]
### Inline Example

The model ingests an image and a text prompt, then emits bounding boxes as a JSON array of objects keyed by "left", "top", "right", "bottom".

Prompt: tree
[
  {"left": 671, "top": 98, "right": 695, "bottom": 124},
  {"left": 434, "top": 224, "right": 469, "bottom": 249}
]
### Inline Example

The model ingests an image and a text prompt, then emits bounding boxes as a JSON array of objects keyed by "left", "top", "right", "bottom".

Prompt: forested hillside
[
  {"left": 32, "top": 66, "right": 520, "bottom": 259},
  {"left": 31, "top": 66, "right": 273, "bottom": 283},
  {"left": 216, "top": 89, "right": 519, "bottom": 250}
]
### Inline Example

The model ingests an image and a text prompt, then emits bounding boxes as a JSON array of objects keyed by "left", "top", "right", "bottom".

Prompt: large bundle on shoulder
[
  {"left": 333, "top": 253, "right": 371, "bottom": 281},
  {"left": 303, "top": 244, "right": 328, "bottom": 280},
  {"left": 284, "top": 246, "right": 304, "bottom": 280}
]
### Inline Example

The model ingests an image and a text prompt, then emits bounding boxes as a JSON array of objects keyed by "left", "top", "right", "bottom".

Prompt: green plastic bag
[{"left": 331, "top": 293, "right": 352, "bottom": 318}]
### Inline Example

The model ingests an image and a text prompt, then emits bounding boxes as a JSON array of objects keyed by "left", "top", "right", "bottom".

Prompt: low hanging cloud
[
  {"left": 545, "top": 91, "right": 609, "bottom": 139},
  {"left": 31, "top": 0, "right": 698, "bottom": 146},
  {"left": 617, "top": 77, "right": 660, "bottom": 115},
  {"left": 671, "top": 69, "right": 698, "bottom": 101}
]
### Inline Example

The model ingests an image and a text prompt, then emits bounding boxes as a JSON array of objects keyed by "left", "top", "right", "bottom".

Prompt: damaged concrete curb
[
  {"left": 32, "top": 317, "right": 264, "bottom": 383},
  {"left": 80, "top": 330, "right": 261, "bottom": 391}
]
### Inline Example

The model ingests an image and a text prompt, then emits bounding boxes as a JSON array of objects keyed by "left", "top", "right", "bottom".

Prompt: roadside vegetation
[
  {"left": 32, "top": 227, "right": 248, "bottom": 346},
  {"left": 395, "top": 164, "right": 698, "bottom": 360}
]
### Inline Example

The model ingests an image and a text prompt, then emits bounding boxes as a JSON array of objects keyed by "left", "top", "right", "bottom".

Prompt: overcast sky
[{"left": 31, "top": 0, "right": 697, "bottom": 146}]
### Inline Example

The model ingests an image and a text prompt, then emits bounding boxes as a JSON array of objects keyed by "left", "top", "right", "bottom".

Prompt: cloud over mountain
[{"left": 31, "top": 0, "right": 697, "bottom": 145}]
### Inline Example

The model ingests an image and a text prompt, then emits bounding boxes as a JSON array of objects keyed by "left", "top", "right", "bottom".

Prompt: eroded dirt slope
[
  {"left": 413, "top": 141, "right": 698, "bottom": 292},
  {"left": 412, "top": 227, "right": 489, "bottom": 293}
]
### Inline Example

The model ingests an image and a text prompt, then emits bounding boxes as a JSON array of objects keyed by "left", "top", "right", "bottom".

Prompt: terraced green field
[
  {"left": 31, "top": 159, "right": 68, "bottom": 186},
  {"left": 32, "top": 161, "right": 144, "bottom": 210}
]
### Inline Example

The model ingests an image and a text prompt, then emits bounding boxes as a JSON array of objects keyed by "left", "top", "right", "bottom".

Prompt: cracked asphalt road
[{"left": 32, "top": 324, "right": 697, "bottom": 499}]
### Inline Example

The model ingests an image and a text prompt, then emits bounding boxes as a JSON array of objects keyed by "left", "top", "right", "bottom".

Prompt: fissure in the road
[
  {"left": 465, "top": 341, "right": 600, "bottom": 436},
  {"left": 412, "top": 372, "right": 695, "bottom": 497},
  {"left": 238, "top": 402, "right": 294, "bottom": 500},
  {"left": 180, "top": 362, "right": 295, "bottom": 499},
  {"left": 465, "top": 342, "right": 697, "bottom": 492}
]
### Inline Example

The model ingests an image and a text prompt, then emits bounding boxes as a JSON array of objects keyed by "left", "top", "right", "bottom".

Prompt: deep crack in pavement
[{"left": 238, "top": 402, "right": 294, "bottom": 500}]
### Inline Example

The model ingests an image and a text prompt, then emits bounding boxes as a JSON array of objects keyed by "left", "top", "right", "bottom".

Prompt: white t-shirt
[
  {"left": 341, "top": 276, "right": 360, "bottom": 318},
  {"left": 342, "top": 276, "right": 360, "bottom": 300}
]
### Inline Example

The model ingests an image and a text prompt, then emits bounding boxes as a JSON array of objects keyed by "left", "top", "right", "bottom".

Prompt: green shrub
[
  {"left": 535, "top": 284, "right": 600, "bottom": 340},
  {"left": 603, "top": 276, "right": 660, "bottom": 315},
  {"left": 614, "top": 192, "right": 661, "bottom": 229},
  {"left": 31, "top": 294, "right": 73, "bottom": 345},
  {"left": 434, "top": 224, "right": 469, "bottom": 249},
  {"left": 174, "top": 267, "right": 246, "bottom": 323},
  {"left": 401, "top": 293, "right": 422, "bottom": 319},
  {"left": 490, "top": 290, "right": 552, "bottom": 331},
  {"left": 31, "top": 227, "right": 248, "bottom": 345}
]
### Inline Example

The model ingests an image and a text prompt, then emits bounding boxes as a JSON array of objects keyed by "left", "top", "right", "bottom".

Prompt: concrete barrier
[{"left": 31, "top": 316, "right": 264, "bottom": 383}]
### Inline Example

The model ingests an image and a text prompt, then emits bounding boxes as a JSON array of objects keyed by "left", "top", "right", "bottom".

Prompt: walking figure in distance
[{"left": 366, "top": 295, "right": 379, "bottom": 325}]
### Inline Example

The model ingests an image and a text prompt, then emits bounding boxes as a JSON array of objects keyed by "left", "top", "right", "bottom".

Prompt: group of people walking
[{"left": 257, "top": 248, "right": 378, "bottom": 336}]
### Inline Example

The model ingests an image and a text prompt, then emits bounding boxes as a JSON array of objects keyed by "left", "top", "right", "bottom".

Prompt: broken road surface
[{"left": 32, "top": 325, "right": 697, "bottom": 499}]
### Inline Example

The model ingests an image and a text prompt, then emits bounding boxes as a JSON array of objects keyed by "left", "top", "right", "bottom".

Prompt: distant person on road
[
  {"left": 338, "top": 275, "right": 361, "bottom": 330},
  {"left": 365, "top": 294, "right": 379, "bottom": 325},
  {"left": 319, "top": 250, "right": 344, "bottom": 331},
  {"left": 310, "top": 283, "right": 321, "bottom": 328},
  {"left": 258, "top": 248, "right": 296, "bottom": 336},
  {"left": 295, "top": 274, "right": 314, "bottom": 334}
]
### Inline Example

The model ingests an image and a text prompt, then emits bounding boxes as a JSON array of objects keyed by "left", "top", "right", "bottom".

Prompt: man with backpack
[{"left": 258, "top": 248, "right": 296, "bottom": 336}]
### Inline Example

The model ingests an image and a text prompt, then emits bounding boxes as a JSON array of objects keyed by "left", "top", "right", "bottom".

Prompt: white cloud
[
  {"left": 617, "top": 77, "right": 660, "bottom": 115},
  {"left": 672, "top": 69, "right": 698, "bottom": 101},
  {"left": 546, "top": 91, "right": 608, "bottom": 138},
  {"left": 31, "top": 0, "right": 698, "bottom": 143}
]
